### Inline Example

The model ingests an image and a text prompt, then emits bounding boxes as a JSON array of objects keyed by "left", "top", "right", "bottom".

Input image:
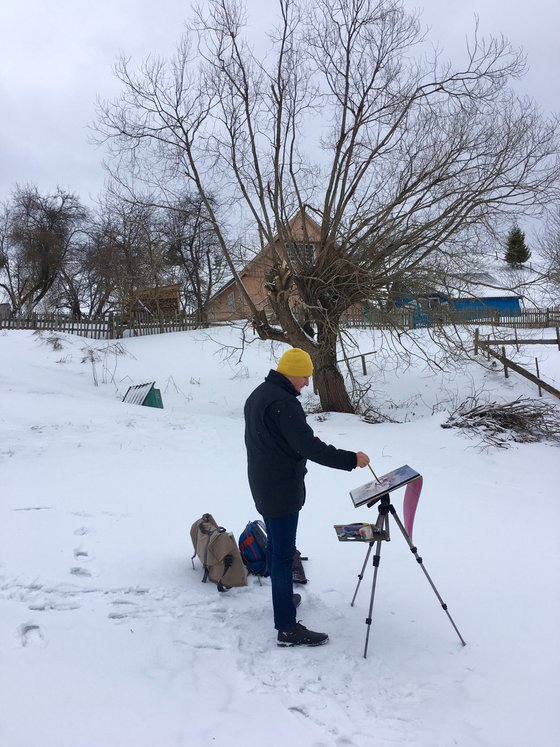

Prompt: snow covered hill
[{"left": 1, "top": 326, "right": 559, "bottom": 747}]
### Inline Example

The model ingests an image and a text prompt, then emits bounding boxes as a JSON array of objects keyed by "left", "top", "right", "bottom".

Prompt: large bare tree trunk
[
  {"left": 311, "top": 335, "right": 354, "bottom": 413},
  {"left": 254, "top": 285, "right": 355, "bottom": 412}
]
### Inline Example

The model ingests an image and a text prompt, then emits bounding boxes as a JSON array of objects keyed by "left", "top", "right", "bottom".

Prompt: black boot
[
  {"left": 277, "top": 622, "right": 328, "bottom": 647},
  {"left": 292, "top": 549, "right": 307, "bottom": 585}
]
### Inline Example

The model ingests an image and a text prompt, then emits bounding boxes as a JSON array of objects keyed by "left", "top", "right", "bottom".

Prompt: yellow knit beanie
[{"left": 276, "top": 348, "right": 314, "bottom": 377}]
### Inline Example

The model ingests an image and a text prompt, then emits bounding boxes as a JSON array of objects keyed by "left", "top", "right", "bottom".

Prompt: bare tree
[
  {"left": 160, "top": 193, "right": 228, "bottom": 324},
  {"left": 79, "top": 221, "right": 121, "bottom": 318},
  {"left": 46, "top": 241, "right": 90, "bottom": 318},
  {"left": 96, "top": 0, "right": 559, "bottom": 412},
  {"left": 539, "top": 205, "right": 560, "bottom": 297},
  {"left": 0, "top": 203, "right": 12, "bottom": 304},
  {"left": 91, "top": 191, "right": 168, "bottom": 314},
  {"left": 0, "top": 186, "right": 87, "bottom": 315},
  {"left": 38, "top": 189, "right": 229, "bottom": 321}
]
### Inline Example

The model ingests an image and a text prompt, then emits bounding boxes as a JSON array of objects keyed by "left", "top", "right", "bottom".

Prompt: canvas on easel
[{"left": 350, "top": 464, "right": 420, "bottom": 508}]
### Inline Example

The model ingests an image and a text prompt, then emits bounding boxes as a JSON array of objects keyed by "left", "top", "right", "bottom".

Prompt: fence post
[
  {"left": 556, "top": 326, "right": 560, "bottom": 351},
  {"left": 361, "top": 354, "right": 367, "bottom": 375},
  {"left": 114, "top": 314, "right": 124, "bottom": 339},
  {"left": 474, "top": 328, "right": 479, "bottom": 355},
  {"left": 502, "top": 346, "right": 508, "bottom": 378},
  {"left": 535, "top": 358, "right": 542, "bottom": 397}
]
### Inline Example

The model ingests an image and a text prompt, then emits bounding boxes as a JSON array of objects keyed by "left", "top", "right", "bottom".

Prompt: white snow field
[{"left": 1, "top": 325, "right": 559, "bottom": 747}]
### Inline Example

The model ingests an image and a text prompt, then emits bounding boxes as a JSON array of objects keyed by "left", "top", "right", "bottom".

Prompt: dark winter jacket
[{"left": 244, "top": 369, "right": 357, "bottom": 518}]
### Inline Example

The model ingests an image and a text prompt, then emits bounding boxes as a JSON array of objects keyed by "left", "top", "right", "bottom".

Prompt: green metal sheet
[
  {"left": 143, "top": 387, "right": 163, "bottom": 409},
  {"left": 122, "top": 382, "right": 163, "bottom": 409}
]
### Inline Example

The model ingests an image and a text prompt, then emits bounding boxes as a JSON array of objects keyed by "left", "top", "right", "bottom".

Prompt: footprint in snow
[
  {"left": 12, "top": 506, "right": 52, "bottom": 512},
  {"left": 19, "top": 623, "right": 44, "bottom": 647},
  {"left": 108, "top": 612, "right": 129, "bottom": 620},
  {"left": 108, "top": 598, "right": 142, "bottom": 620},
  {"left": 173, "top": 639, "right": 224, "bottom": 651},
  {"left": 28, "top": 601, "right": 80, "bottom": 612},
  {"left": 70, "top": 567, "right": 92, "bottom": 577}
]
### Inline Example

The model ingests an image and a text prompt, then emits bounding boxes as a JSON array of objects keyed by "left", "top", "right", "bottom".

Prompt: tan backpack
[{"left": 190, "top": 513, "right": 247, "bottom": 592}]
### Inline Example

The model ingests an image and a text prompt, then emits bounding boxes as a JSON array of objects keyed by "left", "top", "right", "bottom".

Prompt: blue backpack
[{"left": 238, "top": 520, "right": 268, "bottom": 576}]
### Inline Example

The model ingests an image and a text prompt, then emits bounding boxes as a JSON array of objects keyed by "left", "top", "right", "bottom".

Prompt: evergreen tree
[{"left": 505, "top": 225, "right": 531, "bottom": 267}]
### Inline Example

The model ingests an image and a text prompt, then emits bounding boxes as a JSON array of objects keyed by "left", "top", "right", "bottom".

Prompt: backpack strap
[
  {"left": 216, "top": 555, "right": 233, "bottom": 592},
  {"left": 202, "top": 526, "right": 226, "bottom": 584},
  {"left": 239, "top": 532, "right": 258, "bottom": 559},
  {"left": 191, "top": 525, "right": 200, "bottom": 570},
  {"left": 191, "top": 514, "right": 216, "bottom": 570}
]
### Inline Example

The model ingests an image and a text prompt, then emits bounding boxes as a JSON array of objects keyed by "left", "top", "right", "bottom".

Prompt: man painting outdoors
[{"left": 244, "top": 347, "right": 370, "bottom": 647}]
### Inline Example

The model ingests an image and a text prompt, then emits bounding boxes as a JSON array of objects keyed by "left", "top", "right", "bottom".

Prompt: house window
[
  {"left": 227, "top": 290, "right": 236, "bottom": 312},
  {"left": 286, "top": 243, "right": 315, "bottom": 264}
]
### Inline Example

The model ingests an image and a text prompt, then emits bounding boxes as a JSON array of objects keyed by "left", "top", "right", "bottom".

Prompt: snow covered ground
[{"left": 1, "top": 325, "right": 559, "bottom": 747}]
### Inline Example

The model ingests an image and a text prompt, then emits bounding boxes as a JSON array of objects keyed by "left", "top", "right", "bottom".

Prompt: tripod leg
[
  {"left": 351, "top": 541, "right": 373, "bottom": 607},
  {"left": 363, "top": 532, "right": 385, "bottom": 659},
  {"left": 352, "top": 505, "right": 389, "bottom": 607},
  {"left": 389, "top": 505, "right": 466, "bottom": 647}
]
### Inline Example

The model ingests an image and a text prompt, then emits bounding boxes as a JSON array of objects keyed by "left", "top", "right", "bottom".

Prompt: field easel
[{"left": 350, "top": 466, "right": 466, "bottom": 658}]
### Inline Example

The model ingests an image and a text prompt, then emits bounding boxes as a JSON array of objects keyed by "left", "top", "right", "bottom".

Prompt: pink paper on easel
[{"left": 403, "top": 476, "right": 423, "bottom": 538}]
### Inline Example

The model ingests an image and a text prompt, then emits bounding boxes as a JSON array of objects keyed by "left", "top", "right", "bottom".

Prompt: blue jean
[{"left": 264, "top": 512, "right": 299, "bottom": 631}]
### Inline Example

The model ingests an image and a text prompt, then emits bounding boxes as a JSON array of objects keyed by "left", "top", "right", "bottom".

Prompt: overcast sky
[{"left": 1, "top": 0, "right": 558, "bottom": 207}]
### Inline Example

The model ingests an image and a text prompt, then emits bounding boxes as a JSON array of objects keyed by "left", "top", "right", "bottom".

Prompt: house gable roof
[{"left": 208, "top": 209, "right": 323, "bottom": 303}]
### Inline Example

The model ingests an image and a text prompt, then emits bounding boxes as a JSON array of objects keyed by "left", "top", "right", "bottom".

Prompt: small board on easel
[{"left": 350, "top": 465, "right": 420, "bottom": 508}]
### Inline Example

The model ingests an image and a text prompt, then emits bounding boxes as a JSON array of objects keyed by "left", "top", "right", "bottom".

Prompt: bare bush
[{"left": 442, "top": 396, "right": 560, "bottom": 448}]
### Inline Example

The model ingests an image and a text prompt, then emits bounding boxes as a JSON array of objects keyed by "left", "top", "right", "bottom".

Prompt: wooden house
[
  {"left": 126, "top": 283, "right": 182, "bottom": 318},
  {"left": 394, "top": 271, "right": 522, "bottom": 327},
  {"left": 206, "top": 211, "right": 322, "bottom": 322}
]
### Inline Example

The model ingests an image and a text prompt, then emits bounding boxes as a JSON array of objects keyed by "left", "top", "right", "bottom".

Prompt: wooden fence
[
  {"left": 0, "top": 312, "right": 199, "bottom": 339},
  {"left": 343, "top": 307, "right": 560, "bottom": 330},
  {"left": 474, "top": 328, "right": 560, "bottom": 401},
  {"left": 2, "top": 307, "right": 560, "bottom": 340}
]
